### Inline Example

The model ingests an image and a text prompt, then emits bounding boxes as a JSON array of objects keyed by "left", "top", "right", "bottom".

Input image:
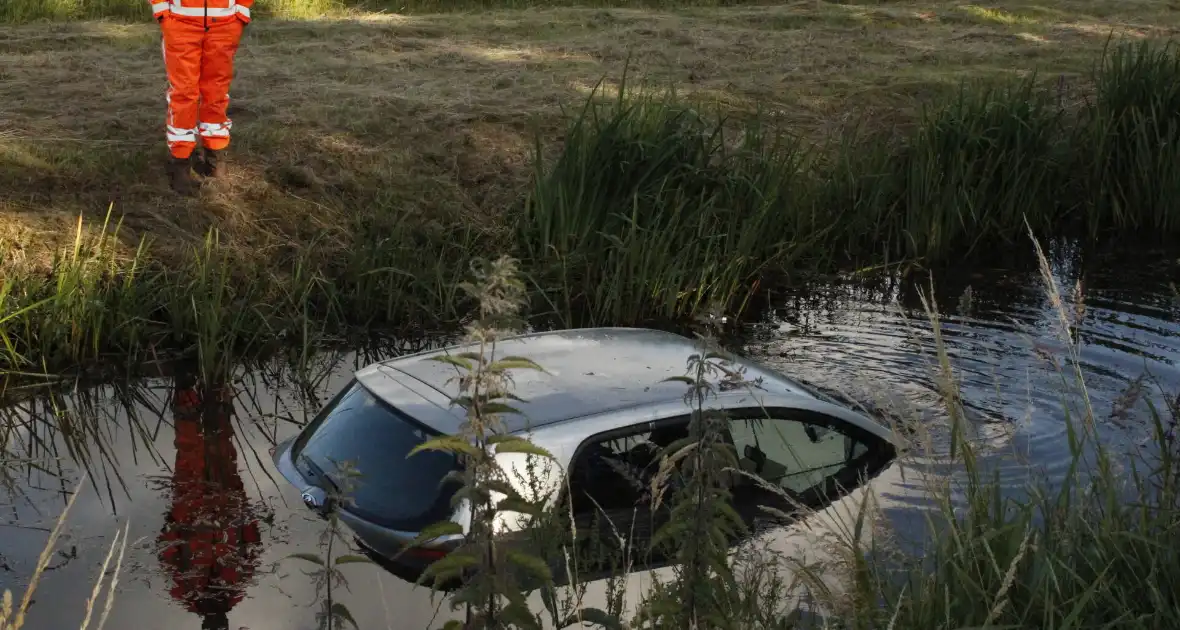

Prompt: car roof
[{"left": 354, "top": 327, "right": 822, "bottom": 436}]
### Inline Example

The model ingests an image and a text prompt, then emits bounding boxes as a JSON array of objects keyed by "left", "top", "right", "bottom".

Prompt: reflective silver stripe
[
  {"left": 168, "top": 3, "right": 236, "bottom": 17},
  {"left": 198, "top": 122, "right": 231, "bottom": 137},
  {"left": 235, "top": 5, "right": 250, "bottom": 18},
  {"left": 151, "top": 2, "right": 169, "bottom": 14},
  {"left": 167, "top": 125, "right": 197, "bottom": 142}
]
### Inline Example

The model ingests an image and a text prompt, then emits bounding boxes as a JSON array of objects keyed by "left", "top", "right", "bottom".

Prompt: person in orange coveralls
[
  {"left": 151, "top": 0, "right": 252, "bottom": 195},
  {"left": 158, "top": 371, "right": 262, "bottom": 630}
]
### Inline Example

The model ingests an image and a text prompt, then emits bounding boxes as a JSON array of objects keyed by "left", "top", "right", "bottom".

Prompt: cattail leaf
[
  {"left": 490, "top": 356, "right": 547, "bottom": 372},
  {"left": 333, "top": 555, "right": 374, "bottom": 566},
  {"left": 428, "top": 355, "right": 474, "bottom": 371},
  {"left": 506, "top": 549, "right": 553, "bottom": 583},
  {"left": 283, "top": 552, "right": 326, "bottom": 567},
  {"left": 500, "top": 602, "right": 542, "bottom": 630},
  {"left": 410, "top": 436, "right": 480, "bottom": 458},
  {"left": 577, "top": 607, "right": 625, "bottom": 629},
  {"left": 494, "top": 438, "right": 555, "bottom": 458},
  {"left": 330, "top": 603, "right": 360, "bottom": 630}
]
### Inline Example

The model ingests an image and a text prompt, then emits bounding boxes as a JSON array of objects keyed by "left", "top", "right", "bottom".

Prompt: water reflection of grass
[{"left": 0, "top": 475, "right": 130, "bottom": 630}]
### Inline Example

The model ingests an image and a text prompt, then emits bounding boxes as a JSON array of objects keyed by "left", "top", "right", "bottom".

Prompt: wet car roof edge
[{"left": 352, "top": 327, "right": 890, "bottom": 439}]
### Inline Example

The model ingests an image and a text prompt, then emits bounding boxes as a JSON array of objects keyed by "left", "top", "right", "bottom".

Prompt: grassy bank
[
  {"left": 2, "top": 1, "right": 1180, "bottom": 379},
  {"left": 518, "top": 42, "right": 1180, "bottom": 320},
  {"left": 4, "top": 36, "right": 1180, "bottom": 380}
]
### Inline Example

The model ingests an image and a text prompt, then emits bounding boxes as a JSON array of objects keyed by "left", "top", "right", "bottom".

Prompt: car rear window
[{"left": 293, "top": 379, "right": 460, "bottom": 531}]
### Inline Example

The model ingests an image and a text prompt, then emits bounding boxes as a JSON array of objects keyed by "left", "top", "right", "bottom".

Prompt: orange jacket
[{"left": 150, "top": 0, "right": 252, "bottom": 23}]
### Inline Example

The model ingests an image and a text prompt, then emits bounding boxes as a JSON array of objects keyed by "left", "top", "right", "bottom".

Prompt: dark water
[
  {"left": 738, "top": 242, "right": 1180, "bottom": 539},
  {"left": 743, "top": 243, "right": 1180, "bottom": 473},
  {"left": 1, "top": 243, "right": 1178, "bottom": 630}
]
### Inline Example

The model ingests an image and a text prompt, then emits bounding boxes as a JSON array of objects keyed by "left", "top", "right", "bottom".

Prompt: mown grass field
[{"left": 2, "top": 0, "right": 1177, "bottom": 269}]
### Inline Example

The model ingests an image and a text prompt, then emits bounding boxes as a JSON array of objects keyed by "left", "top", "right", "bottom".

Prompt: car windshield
[{"left": 293, "top": 380, "right": 460, "bottom": 531}]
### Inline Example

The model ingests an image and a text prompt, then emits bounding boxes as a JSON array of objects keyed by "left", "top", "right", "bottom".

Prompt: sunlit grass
[
  {"left": 961, "top": 4, "right": 1037, "bottom": 26},
  {"left": 1, "top": 0, "right": 147, "bottom": 22},
  {"left": 263, "top": 0, "right": 344, "bottom": 19},
  {"left": 2, "top": 0, "right": 1173, "bottom": 288},
  {"left": 0, "top": 204, "right": 475, "bottom": 382},
  {"left": 2, "top": 0, "right": 799, "bottom": 22}
]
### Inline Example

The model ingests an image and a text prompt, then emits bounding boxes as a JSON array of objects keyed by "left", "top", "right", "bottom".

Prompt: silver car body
[{"left": 274, "top": 327, "right": 898, "bottom": 569}]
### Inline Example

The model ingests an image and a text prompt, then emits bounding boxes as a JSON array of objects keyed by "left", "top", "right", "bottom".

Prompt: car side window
[
  {"left": 566, "top": 417, "right": 692, "bottom": 518},
  {"left": 728, "top": 411, "right": 869, "bottom": 501},
  {"left": 557, "top": 417, "right": 695, "bottom": 574}
]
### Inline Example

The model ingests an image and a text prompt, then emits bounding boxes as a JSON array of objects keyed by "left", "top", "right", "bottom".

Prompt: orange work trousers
[{"left": 161, "top": 17, "right": 244, "bottom": 159}]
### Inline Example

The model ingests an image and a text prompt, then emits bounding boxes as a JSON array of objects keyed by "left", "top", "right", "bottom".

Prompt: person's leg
[
  {"left": 161, "top": 17, "right": 204, "bottom": 194},
  {"left": 196, "top": 20, "right": 245, "bottom": 178}
]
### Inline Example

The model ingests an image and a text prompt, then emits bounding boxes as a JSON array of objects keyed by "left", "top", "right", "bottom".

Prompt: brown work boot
[
  {"left": 168, "top": 156, "right": 197, "bottom": 196},
  {"left": 196, "top": 148, "right": 226, "bottom": 178}
]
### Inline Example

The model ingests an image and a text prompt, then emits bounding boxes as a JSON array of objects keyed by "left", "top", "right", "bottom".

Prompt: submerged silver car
[{"left": 273, "top": 327, "right": 898, "bottom": 580}]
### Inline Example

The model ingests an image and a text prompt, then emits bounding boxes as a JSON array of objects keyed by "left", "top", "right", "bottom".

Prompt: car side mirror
[{"left": 301, "top": 486, "right": 335, "bottom": 517}]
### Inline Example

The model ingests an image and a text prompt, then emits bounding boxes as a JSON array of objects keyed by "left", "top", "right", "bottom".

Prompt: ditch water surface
[{"left": 1, "top": 241, "right": 1178, "bottom": 630}]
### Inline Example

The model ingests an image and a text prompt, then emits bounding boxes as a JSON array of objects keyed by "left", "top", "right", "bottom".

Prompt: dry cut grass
[{"left": 1, "top": 0, "right": 1178, "bottom": 270}]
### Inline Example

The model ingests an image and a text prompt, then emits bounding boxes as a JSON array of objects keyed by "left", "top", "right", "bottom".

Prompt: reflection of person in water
[{"left": 157, "top": 371, "right": 262, "bottom": 630}]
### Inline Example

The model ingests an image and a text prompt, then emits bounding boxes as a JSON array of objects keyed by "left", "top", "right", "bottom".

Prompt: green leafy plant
[
  {"left": 1077, "top": 39, "right": 1180, "bottom": 235},
  {"left": 410, "top": 255, "right": 576, "bottom": 629},
  {"left": 283, "top": 459, "right": 371, "bottom": 630},
  {"left": 633, "top": 308, "right": 755, "bottom": 629},
  {"left": 519, "top": 72, "right": 811, "bottom": 327}
]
